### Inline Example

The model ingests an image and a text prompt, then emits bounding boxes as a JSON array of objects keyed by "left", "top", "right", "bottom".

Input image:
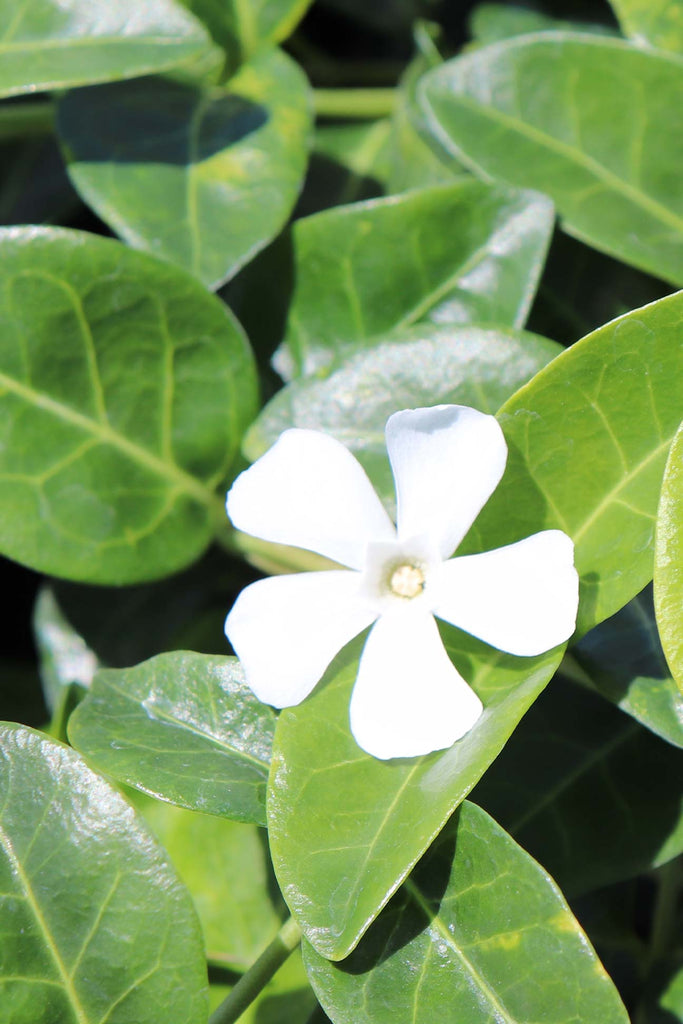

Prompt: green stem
[
  {"left": 0, "top": 101, "right": 54, "bottom": 140},
  {"left": 314, "top": 87, "right": 396, "bottom": 119},
  {"left": 209, "top": 918, "right": 302, "bottom": 1024}
]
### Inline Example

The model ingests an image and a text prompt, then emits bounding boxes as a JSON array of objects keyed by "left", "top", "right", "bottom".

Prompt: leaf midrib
[{"left": 0, "top": 368, "right": 221, "bottom": 513}]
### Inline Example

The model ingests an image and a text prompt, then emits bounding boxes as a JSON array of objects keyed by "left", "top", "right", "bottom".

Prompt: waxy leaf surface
[
  {"left": 69, "top": 652, "right": 275, "bottom": 824},
  {"left": 273, "top": 182, "right": 554, "bottom": 378},
  {"left": 473, "top": 678, "right": 683, "bottom": 895},
  {"left": 420, "top": 35, "right": 683, "bottom": 286},
  {"left": 610, "top": 0, "right": 683, "bottom": 53},
  {"left": 574, "top": 588, "right": 683, "bottom": 746},
  {"left": 246, "top": 325, "right": 562, "bottom": 505},
  {"left": 0, "top": 227, "right": 257, "bottom": 584},
  {"left": 655, "top": 420, "right": 683, "bottom": 693},
  {"left": 305, "top": 802, "right": 629, "bottom": 1024},
  {"left": 0, "top": 0, "right": 212, "bottom": 98},
  {"left": 59, "top": 48, "right": 312, "bottom": 289},
  {"left": 471, "top": 289, "right": 683, "bottom": 634},
  {"left": 269, "top": 631, "right": 562, "bottom": 960},
  {"left": 0, "top": 723, "right": 207, "bottom": 1023}
]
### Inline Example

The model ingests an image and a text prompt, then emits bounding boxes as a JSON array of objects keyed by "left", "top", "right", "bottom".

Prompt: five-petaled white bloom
[{"left": 225, "top": 405, "right": 579, "bottom": 760}]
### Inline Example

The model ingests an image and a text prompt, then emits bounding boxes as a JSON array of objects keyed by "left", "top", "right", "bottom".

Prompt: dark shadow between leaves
[{"left": 58, "top": 77, "right": 268, "bottom": 166}]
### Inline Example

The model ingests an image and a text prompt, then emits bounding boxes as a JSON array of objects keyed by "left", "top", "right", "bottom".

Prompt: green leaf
[
  {"left": 0, "top": 723, "right": 208, "bottom": 1023},
  {"left": 58, "top": 48, "right": 312, "bottom": 289},
  {"left": 33, "top": 586, "right": 99, "bottom": 714},
  {"left": 0, "top": 0, "right": 212, "bottom": 99},
  {"left": 610, "top": 0, "right": 683, "bottom": 53},
  {"left": 298, "top": 120, "right": 391, "bottom": 217},
  {"left": 573, "top": 587, "right": 683, "bottom": 747},
  {"left": 133, "top": 796, "right": 285, "bottom": 968},
  {"left": 470, "top": 289, "right": 683, "bottom": 635},
  {"left": 181, "top": 0, "right": 313, "bottom": 64},
  {"left": 245, "top": 324, "right": 562, "bottom": 505},
  {"left": 304, "top": 802, "right": 629, "bottom": 1024},
  {"left": 69, "top": 651, "right": 275, "bottom": 824},
  {"left": 268, "top": 632, "right": 563, "bottom": 960},
  {"left": 275, "top": 182, "right": 555, "bottom": 377},
  {"left": 468, "top": 4, "right": 617, "bottom": 45},
  {"left": 0, "top": 226, "right": 257, "bottom": 584},
  {"left": 473, "top": 677, "right": 683, "bottom": 895},
  {"left": 420, "top": 34, "right": 683, "bottom": 286},
  {"left": 655, "top": 420, "right": 683, "bottom": 693}
]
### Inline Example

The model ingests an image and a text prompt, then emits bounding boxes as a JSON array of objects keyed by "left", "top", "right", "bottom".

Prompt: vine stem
[
  {"left": 313, "top": 87, "right": 396, "bottom": 119},
  {"left": 209, "top": 917, "right": 302, "bottom": 1024},
  {"left": 0, "top": 102, "right": 54, "bottom": 140}
]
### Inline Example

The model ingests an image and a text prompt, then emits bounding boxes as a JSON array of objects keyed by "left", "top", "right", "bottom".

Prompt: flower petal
[
  {"left": 433, "top": 530, "right": 579, "bottom": 656},
  {"left": 349, "top": 609, "right": 483, "bottom": 759},
  {"left": 385, "top": 405, "right": 507, "bottom": 558},
  {"left": 227, "top": 429, "right": 395, "bottom": 570},
  {"left": 225, "top": 570, "right": 377, "bottom": 707}
]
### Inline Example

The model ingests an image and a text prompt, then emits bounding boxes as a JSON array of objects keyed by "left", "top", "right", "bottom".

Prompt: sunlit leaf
[
  {"left": 655, "top": 420, "right": 683, "bottom": 693},
  {"left": 0, "top": 723, "right": 208, "bottom": 1023},
  {"left": 609, "top": 0, "right": 683, "bottom": 53}
]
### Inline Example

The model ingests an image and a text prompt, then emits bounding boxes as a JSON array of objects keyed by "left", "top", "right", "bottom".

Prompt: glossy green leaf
[
  {"left": 0, "top": 0, "right": 212, "bottom": 99},
  {"left": 305, "top": 802, "right": 628, "bottom": 1024},
  {"left": 269, "top": 631, "right": 563, "bottom": 960},
  {"left": 420, "top": 35, "right": 683, "bottom": 286},
  {"left": 574, "top": 587, "right": 683, "bottom": 747},
  {"left": 0, "top": 723, "right": 208, "bottom": 1023},
  {"left": 655, "top": 420, "right": 683, "bottom": 693},
  {"left": 245, "top": 324, "right": 562, "bottom": 505},
  {"left": 469, "top": 4, "right": 617, "bottom": 45},
  {"left": 469, "top": 289, "right": 683, "bottom": 635},
  {"left": 134, "top": 796, "right": 284, "bottom": 968},
  {"left": 182, "top": 0, "right": 313, "bottom": 64},
  {"left": 610, "top": 0, "right": 683, "bottom": 53},
  {"left": 473, "top": 677, "right": 683, "bottom": 895},
  {"left": 273, "top": 182, "right": 554, "bottom": 378},
  {"left": 58, "top": 48, "right": 312, "bottom": 289},
  {"left": 0, "top": 226, "right": 257, "bottom": 584},
  {"left": 69, "top": 652, "right": 275, "bottom": 824}
]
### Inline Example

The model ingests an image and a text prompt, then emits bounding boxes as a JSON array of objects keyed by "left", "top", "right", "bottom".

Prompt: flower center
[{"left": 389, "top": 563, "right": 425, "bottom": 599}]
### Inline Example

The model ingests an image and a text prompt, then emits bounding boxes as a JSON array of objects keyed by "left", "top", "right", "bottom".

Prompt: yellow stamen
[{"left": 390, "top": 563, "right": 425, "bottom": 599}]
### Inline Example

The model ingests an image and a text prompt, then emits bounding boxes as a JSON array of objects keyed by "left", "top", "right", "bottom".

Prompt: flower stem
[
  {"left": 313, "top": 87, "right": 396, "bottom": 119},
  {"left": 0, "top": 101, "right": 54, "bottom": 140},
  {"left": 208, "top": 917, "right": 302, "bottom": 1024}
]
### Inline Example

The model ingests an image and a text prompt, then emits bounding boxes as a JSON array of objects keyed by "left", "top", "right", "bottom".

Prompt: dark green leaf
[
  {"left": 304, "top": 802, "right": 629, "bottom": 1024},
  {"left": 473, "top": 677, "right": 683, "bottom": 895},
  {"left": 268, "top": 632, "right": 562, "bottom": 960},
  {"left": 245, "top": 324, "right": 562, "bottom": 505},
  {"left": 58, "top": 48, "right": 312, "bottom": 289},
  {"left": 0, "top": 0, "right": 212, "bottom": 99},
  {"left": 0, "top": 226, "right": 257, "bottom": 584},
  {"left": 0, "top": 723, "right": 208, "bottom": 1023},
  {"left": 610, "top": 0, "right": 683, "bottom": 53},
  {"left": 69, "top": 651, "right": 275, "bottom": 824},
  {"left": 469, "top": 289, "right": 683, "bottom": 635},
  {"left": 655, "top": 420, "right": 683, "bottom": 693},
  {"left": 420, "top": 35, "right": 683, "bottom": 286},
  {"left": 274, "top": 182, "right": 554, "bottom": 378},
  {"left": 574, "top": 587, "right": 683, "bottom": 747}
]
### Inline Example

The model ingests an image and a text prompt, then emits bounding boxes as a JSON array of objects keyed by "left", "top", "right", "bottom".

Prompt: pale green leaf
[
  {"left": 0, "top": 723, "right": 208, "bottom": 1023},
  {"left": 655, "top": 420, "right": 683, "bottom": 693},
  {"left": 0, "top": 226, "right": 257, "bottom": 584},
  {"left": 420, "top": 34, "right": 683, "bottom": 286},
  {"left": 610, "top": 0, "right": 683, "bottom": 54}
]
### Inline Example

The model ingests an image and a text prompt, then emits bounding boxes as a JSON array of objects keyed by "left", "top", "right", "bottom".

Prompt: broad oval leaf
[
  {"left": 268, "top": 632, "right": 562, "bottom": 960},
  {"left": 273, "top": 182, "right": 554, "bottom": 378},
  {"left": 245, "top": 324, "right": 562, "bottom": 506},
  {"left": 305, "top": 802, "right": 629, "bottom": 1024},
  {"left": 58, "top": 48, "right": 312, "bottom": 289},
  {"left": 0, "top": 226, "right": 257, "bottom": 584},
  {"left": 473, "top": 677, "right": 683, "bottom": 895},
  {"left": 610, "top": 0, "right": 683, "bottom": 53},
  {"left": 420, "top": 34, "right": 683, "bottom": 286},
  {"left": 471, "top": 289, "right": 683, "bottom": 635},
  {"left": 69, "top": 652, "right": 275, "bottom": 824},
  {"left": 655, "top": 420, "right": 683, "bottom": 693},
  {"left": 0, "top": 0, "right": 212, "bottom": 99},
  {"left": 0, "top": 723, "right": 207, "bottom": 1023}
]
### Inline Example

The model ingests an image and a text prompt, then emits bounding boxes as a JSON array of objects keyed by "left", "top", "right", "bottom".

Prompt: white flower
[{"left": 225, "top": 405, "right": 579, "bottom": 760}]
